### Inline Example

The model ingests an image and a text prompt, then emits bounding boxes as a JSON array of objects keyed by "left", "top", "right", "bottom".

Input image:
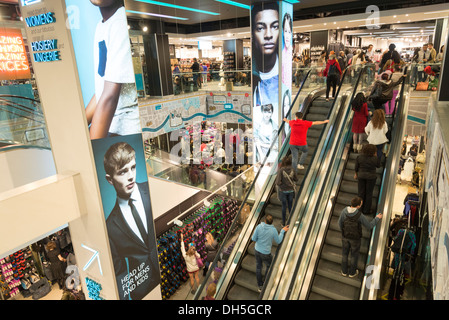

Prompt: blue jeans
[
  {"left": 341, "top": 238, "right": 361, "bottom": 276},
  {"left": 375, "top": 143, "right": 384, "bottom": 162},
  {"left": 278, "top": 190, "right": 294, "bottom": 225},
  {"left": 255, "top": 250, "right": 272, "bottom": 287},
  {"left": 290, "top": 144, "right": 308, "bottom": 172}
]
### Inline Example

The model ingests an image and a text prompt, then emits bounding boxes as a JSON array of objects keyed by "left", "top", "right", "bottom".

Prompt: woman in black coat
[{"left": 354, "top": 144, "right": 381, "bottom": 215}]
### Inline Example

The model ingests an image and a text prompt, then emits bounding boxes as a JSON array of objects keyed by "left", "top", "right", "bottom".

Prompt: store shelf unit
[{"left": 157, "top": 196, "right": 239, "bottom": 300}]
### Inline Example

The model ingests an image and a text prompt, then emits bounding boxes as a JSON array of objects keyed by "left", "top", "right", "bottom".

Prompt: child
[{"left": 351, "top": 92, "right": 369, "bottom": 153}]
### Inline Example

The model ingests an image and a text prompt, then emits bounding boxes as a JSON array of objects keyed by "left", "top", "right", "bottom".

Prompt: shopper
[
  {"left": 365, "top": 109, "right": 389, "bottom": 162},
  {"left": 386, "top": 65, "right": 403, "bottom": 117},
  {"left": 354, "top": 144, "right": 381, "bottom": 215},
  {"left": 276, "top": 155, "right": 298, "bottom": 226},
  {"left": 283, "top": 112, "right": 329, "bottom": 172},
  {"left": 191, "top": 58, "right": 201, "bottom": 88},
  {"left": 426, "top": 43, "right": 437, "bottom": 64},
  {"left": 201, "top": 62, "right": 208, "bottom": 87},
  {"left": 368, "top": 72, "right": 405, "bottom": 111},
  {"left": 338, "top": 196, "right": 382, "bottom": 277},
  {"left": 204, "top": 232, "right": 219, "bottom": 276},
  {"left": 251, "top": 214, "right": 289, "bottom": 292},
  {"left": 202, "top": 282, "right": 216, "bottom": 300},
  {"left": 45, "top": 241, "right": 66, "bottom": 289},
  {"left": 351, "top": 92, "right": 369, "bottom": 153},
  {"left": 323, "top": 51, "right": 342, "bottom": 101},
  {"left": 180, "top": 233, "right": 201, "bottom": 294},
  {"left": 437, "top": 45, "right": 445, "bottom": 62},
  {"left": 337, "top": 51, "right": 347, "bottom": 72},
  {"left": 379, "top": 43, "right": 401, "bottom": 73}
]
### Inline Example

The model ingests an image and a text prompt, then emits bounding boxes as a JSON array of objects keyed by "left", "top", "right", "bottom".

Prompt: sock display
[{"left": 157, "top": 196, "right": 239, "bottom": 300}]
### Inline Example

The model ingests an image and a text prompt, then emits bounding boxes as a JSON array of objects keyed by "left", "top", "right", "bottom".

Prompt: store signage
[
  {"left": 31, "top": 39, "right": 60, "bottom": 62},
  {"left": 21, "top": 0, "right": 41, "bottom": 6},
  {"left": 81, "top": 244, "right": 103, "bottom": 276},
  {"left": 0, "top": 28, "right": 31, "bottom": 80},
  {"left": 24, "top": 12, "right": 55, "bottom": 28},
  {"left": 85, "top": 277, "right": 104, "bottom": 300}
]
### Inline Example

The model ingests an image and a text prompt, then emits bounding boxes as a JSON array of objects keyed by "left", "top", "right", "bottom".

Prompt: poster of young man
[
  {"left": 91, "top": 134, "right": 160, "bottom": 300},
  {"left": 251, "top": 1, "right": 280, "bottom": 164},
  {"left": 281, "top": 2, "right": 293, "bottom": 134},
  {"left": 65, "top": 0, "right": 140, "bottom": 140}
]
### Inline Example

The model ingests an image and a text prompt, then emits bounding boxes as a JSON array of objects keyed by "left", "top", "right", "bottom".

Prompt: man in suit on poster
[{"left": 104, "top": 141, "right": 160, "bottom": 300}]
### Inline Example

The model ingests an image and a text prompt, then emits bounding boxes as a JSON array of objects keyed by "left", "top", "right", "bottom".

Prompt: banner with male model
[
  {"left": 251, "top": 1, "right": 280, "bottom": 165},
  {"left": 65, "top": 0, "right": 160, "bottom": 300}
]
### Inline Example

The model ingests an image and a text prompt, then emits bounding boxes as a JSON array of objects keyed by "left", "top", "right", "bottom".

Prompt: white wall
[
  {"left": 0, "top": 148, "right": 56, "bottom": 193},
  {"left": 148, "top": 176, "right": 200, "bottom": 220}
]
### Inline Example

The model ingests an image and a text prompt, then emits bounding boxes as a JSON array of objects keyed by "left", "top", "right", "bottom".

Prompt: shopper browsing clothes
[
  {"left": 180, "top": 233, "right": 201, "bottom": 294},
  {"left": 354, "top": 144, "right": 381, "bottom": 215},
  {"left": 338, "top": 197, "right": 382, "bottom": 278},
  {"left": 45, "top": 241, "right": 66, "bottom": 289},
  {"left": 251, "top": 214, "right": 289, "bottom": 292}
]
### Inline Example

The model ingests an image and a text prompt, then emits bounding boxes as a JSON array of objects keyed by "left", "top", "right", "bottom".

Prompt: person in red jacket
[{"left": 323, "top": 51, "right": 342, "bottom": 101}]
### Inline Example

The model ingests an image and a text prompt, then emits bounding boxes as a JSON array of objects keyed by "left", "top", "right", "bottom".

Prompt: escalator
[
  {"left": 226, "top": 93, "right": 337, "bottom": 300},
  {"left": 304, "top": 70, "right": 409, "bottom": 300}
]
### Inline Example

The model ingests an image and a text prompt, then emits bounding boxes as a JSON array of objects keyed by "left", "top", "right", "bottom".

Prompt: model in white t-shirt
[{"left": 86, "top": 0, "right": 140, "bottom": 139}]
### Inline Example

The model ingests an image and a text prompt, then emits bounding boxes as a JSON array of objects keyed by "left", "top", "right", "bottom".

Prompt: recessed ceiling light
[{"left": 126, "top": 10, "right": 189, "bottom": 21}]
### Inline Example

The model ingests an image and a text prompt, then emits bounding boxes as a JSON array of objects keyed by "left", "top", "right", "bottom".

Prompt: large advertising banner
[
  {"left": 0, "top": 28, "right": 31, "bottom": 80},
  {"left": 251, "top": 1, "right": 280, "bottom": 164},
  {"left": 280, "top": 2, "right": 293, "bottom": 136},
  {"left": 65, "top": 0, "right": 140, "bottom": 140},
  {"left": 91, "top": 134, "right": 160, "bottom": 300},
  {"left": 65, "top": 0, "right": 160, "bottom": 300}
]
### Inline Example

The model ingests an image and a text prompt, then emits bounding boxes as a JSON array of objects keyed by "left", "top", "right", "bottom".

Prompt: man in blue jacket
[{"left": 252, "top": 214, "right": 289, "bottom": 291}]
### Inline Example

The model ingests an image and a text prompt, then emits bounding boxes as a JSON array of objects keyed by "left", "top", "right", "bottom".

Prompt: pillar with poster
[{"left": 251, "top": 1, "right": 293, "bottom": 167}]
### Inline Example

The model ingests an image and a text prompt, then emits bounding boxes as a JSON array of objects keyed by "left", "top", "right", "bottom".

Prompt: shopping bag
[
  {"left": 415, "top": 82, "right": 428, "bottom": 91},
  {"left": 196, "top": 257, "right": 204, "bottom": 268}
]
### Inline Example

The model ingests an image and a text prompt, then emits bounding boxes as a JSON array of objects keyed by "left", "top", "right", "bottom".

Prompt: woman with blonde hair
[
  {"left": 180, "top": 233, "right": 201, "bottom": 294},
  {"left": 365, "top": 109, "right": 389, "bottom": 161}
]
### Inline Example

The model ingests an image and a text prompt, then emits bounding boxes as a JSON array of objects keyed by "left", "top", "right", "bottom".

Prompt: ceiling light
[
  {"left": 294, "top": 25, "right": 313, "bottom": 28},
  {"left": 424, "top": 10, "right": 449, "bottom": 14},
  {"left": 126, "top": 10, "right": 189, "bottom": 21},
  {"left": 135, "top": 0, "right": 220, "bottom": 16},
  {"left": 143, "top": 26, "right": 148, "bottom": 32},
  {"left": 406, "top": 14, "right": 409, "bottom": 17},
  {"left": 333, "top": 22, "right": 336, "bottom": 24},
  {"left": 215, "top": 0, "right": 250, "bottom": 10},
  {"left": 393, "top": 15, "right": 397, "bottom": 18}
]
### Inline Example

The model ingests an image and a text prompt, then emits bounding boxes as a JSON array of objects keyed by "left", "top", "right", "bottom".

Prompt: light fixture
[
  {"left": 135, "top": 0, "right": 220, "bottom": 16},
  {"left": 294, "top": 25, "right": 313, "bottom": 28},
  {"left": 143, "top": 26, "right": 148, "bottom": 32},
  {"left": 126, "top": 10, "right": 189, "bottom": 21},
  {"left": 215, "top": 0, "right": 250, "bottom": 10}
]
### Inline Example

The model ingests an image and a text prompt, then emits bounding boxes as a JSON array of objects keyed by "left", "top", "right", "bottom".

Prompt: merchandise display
[{"left": 157, "top": 196, "right": 239, "bottom": 299}]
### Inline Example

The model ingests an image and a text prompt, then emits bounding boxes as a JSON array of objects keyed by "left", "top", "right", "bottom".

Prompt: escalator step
[
  {"left": 308, "top": 107, "right": 330, "bottom": 115},
  {"left": 320, "top": 244, "right": 366, "bottom": 271},
  {"left": 308, "top": 292, "right": 332, "bottom": 300},
  {"left": 264, "top": 204, "right": 283, "bottom": 220},
  {"left": 227, "top": 284, "right": 260, "bottom": 300},
  {"left": 311, "top": 275, "right": 361, "bottom": 300},
  {"left": 324, "top": 230, "right": 371, "bottom": 255},
  {"left": 339, "top": 181, "right": 359, "bottom": 195},
  {"left": 315, "top": 259, "right": 363, "bottom": 289},
  {"left": 233, "top": 268, "right": 260, "bottom": 293},
  {"left": 305, "top": 114, "right": 328, "bottom": 122}
]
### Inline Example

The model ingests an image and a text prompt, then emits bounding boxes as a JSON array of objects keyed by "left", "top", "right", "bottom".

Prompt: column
[
  {"left": 251, "top": 0, "right": 293, "bottom": 165},
  {"left": 19, "top": 0, "right": 161, "bottom": 300}
]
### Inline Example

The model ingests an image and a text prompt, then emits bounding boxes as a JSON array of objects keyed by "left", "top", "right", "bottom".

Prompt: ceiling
[{"left": 124, "top": 0, "right": 359, "bottom": 25}]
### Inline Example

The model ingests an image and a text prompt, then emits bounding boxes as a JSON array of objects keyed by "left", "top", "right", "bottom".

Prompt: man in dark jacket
[
  {"left": 338, "top": 196, "right": 382, "bottom": 277},
  {"left": 369, "top": 72, "right": 405, "bottom": 110},
  {"left": 191, "top": 58, "right": 201, "bottom": 88}
]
